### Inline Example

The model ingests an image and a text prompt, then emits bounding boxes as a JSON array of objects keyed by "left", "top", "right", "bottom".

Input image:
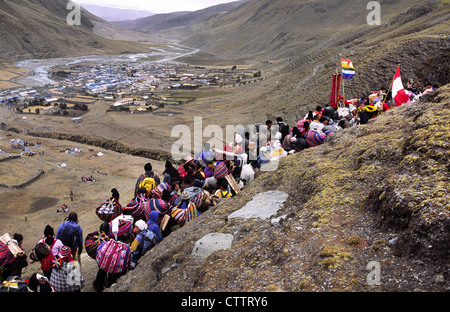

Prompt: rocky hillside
[
  {"left": 125, "top": 0, "right": 443, "bottom": 61},
  {"left": 0, "top": 0, "right": 151, "bottom": 61},
  {"left": 109, "top": 86, "right": 449, "bottom": 292}
]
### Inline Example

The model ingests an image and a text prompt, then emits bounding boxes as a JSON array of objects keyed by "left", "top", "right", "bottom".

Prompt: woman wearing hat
[
  {"left": 170, "top": 191, "right": 198, "bottom": 227},
  {"left": 182, "top": 157, "right": 197, "bottom": 189},
  {"left": 130, "top": 220, "right": 159, "bottom": 269}
]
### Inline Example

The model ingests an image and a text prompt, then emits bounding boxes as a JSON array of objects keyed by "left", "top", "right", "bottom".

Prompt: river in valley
[{"left": 13, "top": 44, "right": 198, "bottom": 88}]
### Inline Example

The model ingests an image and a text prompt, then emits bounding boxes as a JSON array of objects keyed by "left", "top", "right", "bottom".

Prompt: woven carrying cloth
[
  {"left": 123, "top": 193, "right": 149, "bottom": 220},
  {"left": 96, "top": 240, "right": 131, "bottom": 274},
  {"left": 96, "top": 197, "right": 123, "bottom": 222},
  {"left": 49, "top": 261, "right": 85, "bottom": 292}
]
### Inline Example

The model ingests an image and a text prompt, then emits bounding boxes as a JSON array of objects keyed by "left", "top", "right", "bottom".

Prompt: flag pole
[
  {"left": 335, "top": 68, "right": 339, "bottom": 105},
  {"left": 339, "top": 58, "right": 345, "bottom": 107},
  {"left": 383, "top": 64, "right": 400, "bottom": 104}
]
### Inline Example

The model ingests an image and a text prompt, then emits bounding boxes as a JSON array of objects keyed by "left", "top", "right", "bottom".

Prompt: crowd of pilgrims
[{"left": 0, "top": 82, "right": 436, "bottom": 292}]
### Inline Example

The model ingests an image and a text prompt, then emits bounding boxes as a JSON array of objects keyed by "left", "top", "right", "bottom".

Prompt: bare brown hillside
[{"left": 0, "top": 0, "right": 151, "bottom": 61}]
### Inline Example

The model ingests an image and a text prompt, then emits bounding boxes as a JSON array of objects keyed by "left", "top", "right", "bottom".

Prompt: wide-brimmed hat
[{"left": 182, "top": 191, "right": 190, "bottom": 200}]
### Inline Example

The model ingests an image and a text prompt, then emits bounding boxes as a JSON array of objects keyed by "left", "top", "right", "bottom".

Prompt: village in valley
[{"left": 0, "top": 60, "right": 264, "bottom": 121}]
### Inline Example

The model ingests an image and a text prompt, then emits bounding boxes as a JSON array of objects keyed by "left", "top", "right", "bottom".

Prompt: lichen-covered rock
[{"left": 191, "top": 233, "right": 234, "bottom": 258}]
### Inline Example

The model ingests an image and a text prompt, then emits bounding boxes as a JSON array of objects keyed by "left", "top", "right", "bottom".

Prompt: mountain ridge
[
  {"left": 81, "top": 4, "right": 154, "bottom": 22},
  {"left": 113, "top": 0, "right": 249, "bottom": 34},
  {"left": 0, "top": 0, "right": 152, "bottom": 61}
]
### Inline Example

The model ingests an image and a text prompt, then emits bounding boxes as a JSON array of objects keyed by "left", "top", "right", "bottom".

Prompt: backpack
[
  {"left": 0, "top": 242, "right": 15, "bottom": 266},
  {"left": 218, "top": 190, "right": 231, "bottom": 198},
  {"left": 360, "top": 110, "right": 369, "bottom": 124},
  {"left": 139, "top": 175, "right": 156, "bottom": 196},
  {"left": 85, "top": 231, "right": 107, "bottom": 260},
  {"left": 39, "top": 240, "right": 56, "bottom": 272},
  {"left": 58, "top": 224, "right": 78, "bottom": 249},
  {"left": 96, "top": 198, "right": 122, "bottom": 223},
  {"left": 139, "top": 230, "right": 156, "bottom": 253},
  {"left": 29, "top": 242, "right": 50, "bottom": 262},
  {"left": 96, "top": 240, "right": 131, "bottom": 274}
]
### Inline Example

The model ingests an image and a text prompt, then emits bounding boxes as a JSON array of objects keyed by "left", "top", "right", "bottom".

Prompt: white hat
[
  {"left": 260, "top": 147, "right": 267, "bottom": 153},
  {"left": 235, "top": 134, "right": 243, "bottom": 144},
  {"left": 275, "top": 132, "right": 282, "bottom": 140},
  {"left": 135, "top": 220, "right": 148, "bottom": 231},
  {"left": 182, "top": 190, "right": 190, "bottom": 200},
  {"left": 290, "top": 137, "right": 297, "bottom": 143}
]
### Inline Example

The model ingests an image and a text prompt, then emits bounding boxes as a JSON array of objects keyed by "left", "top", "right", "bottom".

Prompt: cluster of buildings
[{"left": 1, "top": 60, "right": 263, "bottom": 115}]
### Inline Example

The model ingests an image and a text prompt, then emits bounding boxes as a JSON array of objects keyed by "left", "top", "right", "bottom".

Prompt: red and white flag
[{"left": 392, "top": 67, "right": 410, "bottom": 106}]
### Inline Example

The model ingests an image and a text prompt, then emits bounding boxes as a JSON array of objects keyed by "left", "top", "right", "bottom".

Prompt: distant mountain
[
  {"left": 115, "top": 0, "right": 249, "bottom": 35},
  {"left": 81, "top": 4, "right": 154, "bottom": 22},
  {"left": 122, "top": 0, "right": 447, "bottom": 62},
  {"left": 0, "top": 0, "right": 152, "bottom": 61}
]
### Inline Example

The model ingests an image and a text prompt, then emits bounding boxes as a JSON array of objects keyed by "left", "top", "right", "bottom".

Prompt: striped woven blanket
[{"left": 96, "top": 240, "right": 131, "bottom": 274}]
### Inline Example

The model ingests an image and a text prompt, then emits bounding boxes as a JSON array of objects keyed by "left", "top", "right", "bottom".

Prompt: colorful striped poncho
[
  {"left": 96, "top": 239, "right": 131, "bottom": 274},
  {"left": 170, "top": 200, "right": 198, "bottom": 227},
  {"left": 306, "top": 130, "right": 333, "bottom": 147},
  {"left": 151, "top": 182, "right": 171, "bottom": 199},
  {"left": 296, "top": 119, "right": 309, "bottom": 137},
  {"left": 144, "top": 198, "right": 172, "bottom": 224}
]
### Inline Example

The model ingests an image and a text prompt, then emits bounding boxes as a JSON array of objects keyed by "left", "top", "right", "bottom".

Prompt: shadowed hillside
[{"left": 0, "top": 0, "right": 151, "bottom": 61}]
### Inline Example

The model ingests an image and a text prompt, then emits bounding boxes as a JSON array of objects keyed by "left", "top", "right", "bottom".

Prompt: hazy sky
[{"left": 76, "top": 0, "right": 241, "bottom": 14}]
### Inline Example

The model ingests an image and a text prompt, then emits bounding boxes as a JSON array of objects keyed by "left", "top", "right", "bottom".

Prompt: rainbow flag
[{"left": 341, "top": 58, "right": 355, "bottom": 79}]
